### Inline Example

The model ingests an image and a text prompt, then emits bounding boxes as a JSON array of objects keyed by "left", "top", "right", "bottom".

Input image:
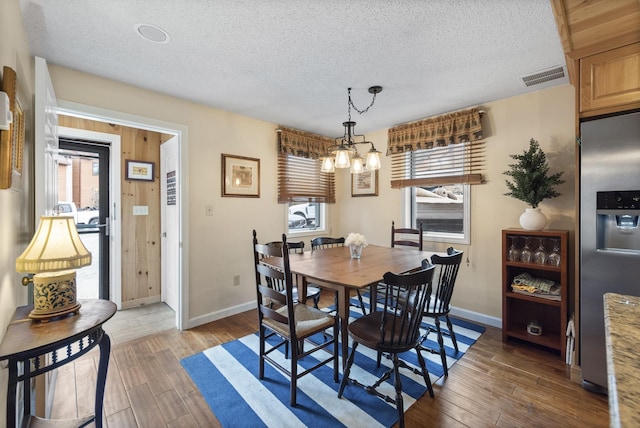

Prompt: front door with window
[{"left": 58, "top": 139, "right": 110, "bottom": 299}]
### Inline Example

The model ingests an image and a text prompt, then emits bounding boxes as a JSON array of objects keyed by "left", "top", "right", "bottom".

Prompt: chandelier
[{"left": 320, "top": 86, "right": 383, "bottom": 174}]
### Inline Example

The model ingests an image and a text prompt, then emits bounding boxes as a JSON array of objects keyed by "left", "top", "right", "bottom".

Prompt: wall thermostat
[{"left": 527, "top": 321, "right": 542, "bottom": 336}]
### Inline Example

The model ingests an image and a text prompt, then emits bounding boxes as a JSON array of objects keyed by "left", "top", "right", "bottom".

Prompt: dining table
[{"left": 262, "top": 244, "right": 437, "bottom": 368}]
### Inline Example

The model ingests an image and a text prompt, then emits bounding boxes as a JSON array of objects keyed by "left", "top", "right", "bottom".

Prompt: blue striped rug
[{"left": 181, "top": 299, "right": 485, "bottom": 428}]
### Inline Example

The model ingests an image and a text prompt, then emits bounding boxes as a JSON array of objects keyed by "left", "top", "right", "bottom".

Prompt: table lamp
[{"left": 16, "top": 216, "right": 92, "bottom": 320}]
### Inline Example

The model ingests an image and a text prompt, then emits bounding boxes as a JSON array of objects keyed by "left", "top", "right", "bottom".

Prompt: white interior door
[
  {"left": 161, "top": 135, "right": 180, "bottom": 312},
  {"left": 35, "top": 56, "right": 58, "bottom": 217}
]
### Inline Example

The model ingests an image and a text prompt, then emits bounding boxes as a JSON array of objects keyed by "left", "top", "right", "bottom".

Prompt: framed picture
[
  {"left": 125, "top": 159, "right": 155, "bottom": 181},
  {"left": 351, "top": 169, "right": 378, "bottom": 197},
  {"left": 222, "top": 153, "right": 260, "bottom": 198},
  {"left": 0, "top": 66, "right": 22, "bottom": 190}
]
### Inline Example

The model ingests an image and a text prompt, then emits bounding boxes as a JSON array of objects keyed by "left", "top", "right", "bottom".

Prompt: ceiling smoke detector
[
  {"left": 521, "top": 66, "right": 565, "bottom": 87},
  {"left": 134, "top": 23, "right": 170, "bottom": 44}
]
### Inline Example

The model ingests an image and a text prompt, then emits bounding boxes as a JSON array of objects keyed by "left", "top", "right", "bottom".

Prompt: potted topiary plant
[{"left": 503, "top": 138, "right": 565, "bottom": 230}]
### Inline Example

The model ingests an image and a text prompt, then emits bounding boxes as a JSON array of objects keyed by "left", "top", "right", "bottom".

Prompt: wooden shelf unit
[{"left": 502, "top": 229, "right": 569, "bottom": 358}]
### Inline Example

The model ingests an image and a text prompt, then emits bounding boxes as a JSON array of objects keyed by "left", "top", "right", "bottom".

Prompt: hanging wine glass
[
  {"left": 533, "top": 237, "right": 547, "bottom": 265},
  {"left": 508, "top": 236, "right": 520, "bottom": 262},
  {"left": 520, "top": 237, "right": 532, "bottom": 263},
  {"left": 548, "top": 238, "right": 561, "bottom": 267}
]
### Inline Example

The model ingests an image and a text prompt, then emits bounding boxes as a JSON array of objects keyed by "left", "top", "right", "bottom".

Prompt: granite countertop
[{"left": 603, "top": 293, "right": 640, "bottom": 428}]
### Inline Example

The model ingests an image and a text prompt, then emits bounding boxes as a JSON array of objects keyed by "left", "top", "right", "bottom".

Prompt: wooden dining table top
[{"left": 263, "top": 244, "right": 437, "bottom": 290}]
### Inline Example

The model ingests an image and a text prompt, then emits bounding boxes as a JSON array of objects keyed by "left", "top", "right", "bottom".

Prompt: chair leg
[
  {"left": 291, "top": 339, "right": 298, "bottom": 406},
  {"left": 391, "top": 353, "right": 405, "bottom": 428},
  {"left": 446, "top": 315, "right": 459, "bottom": 352},
  {"left": 259, "top": 326, "right": 266, "bottom": 379},
  {"left": 434, "top": 316, "right": 448, "bottom": 376},
  {"left": 415, "top": 347, "right": 434, "bottom": 397},
  {"left": 338, "top": 342, "right": 358, "bottom": 398},
  {"left": 333, "top": 320, "right": 339, "bottom": 383},
  {"left": 312, "top": 294, "right": 320, "bottom": 309},
  {"left": 355, "top": 290, "right": 367, "bottom": 315}
]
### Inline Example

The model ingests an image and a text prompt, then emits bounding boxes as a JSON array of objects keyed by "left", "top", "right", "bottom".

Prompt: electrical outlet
[
  {"left": 205, "top": 205, "right": 213, "bottom": 216},
  {"left": 233, "top": 275, "right": 240, "bottom": 286}
]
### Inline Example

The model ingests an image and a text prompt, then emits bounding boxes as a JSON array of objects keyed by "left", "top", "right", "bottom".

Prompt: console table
[{"left": 0, "top": 299, "right": 116, "bottom": 428}]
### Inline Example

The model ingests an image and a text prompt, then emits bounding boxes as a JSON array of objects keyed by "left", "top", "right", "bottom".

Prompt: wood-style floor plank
[{"left": 49, "top": 295, "right": 609, "bottom": 427}]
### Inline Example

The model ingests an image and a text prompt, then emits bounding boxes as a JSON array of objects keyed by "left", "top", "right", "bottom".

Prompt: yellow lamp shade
[{"left": 16, "top": 216, "right": 91, "bottom": 273}]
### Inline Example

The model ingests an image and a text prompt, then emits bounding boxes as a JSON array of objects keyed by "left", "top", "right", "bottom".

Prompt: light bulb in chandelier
[
  {"left": 320, "top": 156, "right": 335, "bottom": 173},
  {"left": 365, "top": 146, "right": 382, "bottom": 171},
  {"left": 350, "top": 153, "right": 365, "bottom": 174},
  {"left": 334, "top": 146, "right": 351, "bottom": 169}
]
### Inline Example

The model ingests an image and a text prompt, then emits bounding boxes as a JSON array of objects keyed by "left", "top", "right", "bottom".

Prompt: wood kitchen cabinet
[
  {"left": 502, "top": 229, "right": 569, "bottom": 358},
  {"left": 580, "top": 42, "right": 640, "bottom": 117}
]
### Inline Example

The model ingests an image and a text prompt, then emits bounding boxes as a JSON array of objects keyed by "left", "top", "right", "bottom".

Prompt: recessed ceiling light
[{"left": 134, "top": 23, "right": 170, "bottom": 44}]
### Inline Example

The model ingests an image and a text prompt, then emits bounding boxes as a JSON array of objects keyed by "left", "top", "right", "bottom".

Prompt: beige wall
[{"left": 0, "top": 0, "right": 34, "bottom": 420}]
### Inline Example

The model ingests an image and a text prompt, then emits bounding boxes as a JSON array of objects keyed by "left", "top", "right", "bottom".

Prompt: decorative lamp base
[{"left": 29, "top": 270, "right": 81, "bottom": 321}]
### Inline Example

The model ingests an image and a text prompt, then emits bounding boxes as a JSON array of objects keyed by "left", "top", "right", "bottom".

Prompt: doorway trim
[{"left": 56, "top": 100, "right": 190, "bottom": 330}]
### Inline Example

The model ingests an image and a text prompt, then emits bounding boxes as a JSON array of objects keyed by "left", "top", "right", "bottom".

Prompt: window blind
[
  {"left": 387, "top": 108, "right": 485, "bottom": 188},
  {"left": 277, "top": 153, "right": 335, "bottom": 203},
  {"left": 277, "top": 127, "right": 336, "bottom": 203}
]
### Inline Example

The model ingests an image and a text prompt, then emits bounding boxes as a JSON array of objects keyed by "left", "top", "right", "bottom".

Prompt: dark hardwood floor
[{"left": 51, "top": 292, "right": 609, "bottom": 427}]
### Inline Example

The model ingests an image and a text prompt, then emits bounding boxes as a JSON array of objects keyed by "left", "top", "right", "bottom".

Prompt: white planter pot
[{"left": 519, "top": 208, "right": 547, "bottom": 230}]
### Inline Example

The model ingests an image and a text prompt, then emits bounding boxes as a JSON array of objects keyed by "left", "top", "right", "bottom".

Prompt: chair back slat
[
  {"left": 391, "top": 221, "right": 424, "bottom": 251},
  {"left": 378, "top": 264, "right": 436, "bottom": 350},
  {"left": 266, "top": 240, "right": 305, "bottom": 254},
  {"left": 311, "top": 236, "right": 345, "bottom": 250}
]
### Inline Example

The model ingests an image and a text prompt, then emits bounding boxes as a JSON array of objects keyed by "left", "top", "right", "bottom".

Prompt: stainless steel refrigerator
[{"left": 580, "top": 110, "right": 640, "bottom": 391}]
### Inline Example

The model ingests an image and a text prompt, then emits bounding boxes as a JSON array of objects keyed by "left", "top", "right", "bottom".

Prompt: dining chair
[
  {"left": 338, "top": 263, "right": 436, "bottom": 428},
  {"left": 418, "top": 247, "right": 463, "bottom": 376},
  {"left": 310, "top": 237, "right": 367, "bottom": 315},
  {"left": 265, "top": 240, "right": 322, "bottom": 308},
  {"left": 253, "top": 231, "right": 339, "bottom": 406},
  {"left": 372, "top": 221, "right": 426, "bottom": 309},
  {"left": 391, "top": 220, "right": 424, "bottom": 250}
]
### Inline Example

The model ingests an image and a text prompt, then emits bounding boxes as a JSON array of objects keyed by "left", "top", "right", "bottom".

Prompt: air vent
[{"left": 521, "top": 66, "right": 565, "bottom": 87}]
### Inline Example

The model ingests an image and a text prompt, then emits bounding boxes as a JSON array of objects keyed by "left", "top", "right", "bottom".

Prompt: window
[
  {"left": 411, "top": 184, "right": 470, "bottom": 244},
  {"left": 277, "top": 128, "right": 335, "bottom": 235},
  {"left": 287, "top": 202, "right": 325, "bottom": 234},
  {"left": 388, "top": 108, "right": 484, "bottom": 245}
]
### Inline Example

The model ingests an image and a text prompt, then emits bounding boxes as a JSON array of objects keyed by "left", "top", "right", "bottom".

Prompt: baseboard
[
  {"left": 188, "top": 300, "right": 256, "bottom": 329},
  {"left": 121, "top": 295, "right": 161, "bottom": 310},
  {"left": 450, "top": 305, "right": 502, "bottom": 329},
  {"left": 187, "top": 301, "right": 500, "bottom": 330}
]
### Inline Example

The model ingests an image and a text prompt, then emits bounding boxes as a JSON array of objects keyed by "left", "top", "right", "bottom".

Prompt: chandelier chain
[{"left": 347, "top": 87, "right": 378, "bottom": 117}]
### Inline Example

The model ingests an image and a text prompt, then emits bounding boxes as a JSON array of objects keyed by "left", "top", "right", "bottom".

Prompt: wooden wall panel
[{"left": 59, "top": 115, "right": 162, "bottom": 307}]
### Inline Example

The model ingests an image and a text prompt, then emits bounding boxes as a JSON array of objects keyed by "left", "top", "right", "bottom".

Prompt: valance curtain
[
  {"left": 387, "top": 108, "right": 485, "bottom": 188},
  {"left": 277, "top": 127, "right": 336, "bottom": 204},
  {"left": 277, "top": 126, "right": 334, "bottom": 159}
]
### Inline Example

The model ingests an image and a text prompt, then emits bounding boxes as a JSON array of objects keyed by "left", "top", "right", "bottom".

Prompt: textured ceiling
[{"left": 19, "top": 0, "right": 567, "bottom": 136}]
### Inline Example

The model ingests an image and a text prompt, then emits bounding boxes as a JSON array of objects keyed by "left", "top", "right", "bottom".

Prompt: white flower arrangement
[{"left": 345, "top": 232, "right": 368, "bottom": 247}]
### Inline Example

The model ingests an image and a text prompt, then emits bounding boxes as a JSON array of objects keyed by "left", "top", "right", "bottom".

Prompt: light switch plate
[{"left": 133, "top": 205, "right": 149, "bottom": 215}]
